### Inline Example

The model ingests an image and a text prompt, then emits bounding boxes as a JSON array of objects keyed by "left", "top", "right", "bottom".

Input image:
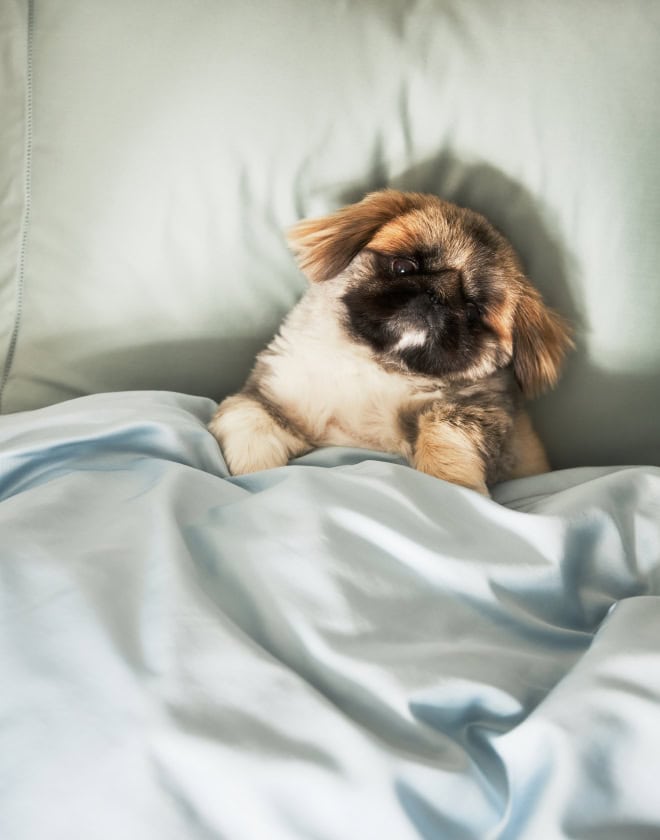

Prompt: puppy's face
[
  {"left": 288, "top": 190, "right": 572, "bottom": 396},
  {"left": 341, "top": 213, "right": 514, "bottom": 382}
]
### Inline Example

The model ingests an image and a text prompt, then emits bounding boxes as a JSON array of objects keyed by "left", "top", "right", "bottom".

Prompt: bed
[{"left": 2, "top": 3, "right": 660, "bottom": 839}]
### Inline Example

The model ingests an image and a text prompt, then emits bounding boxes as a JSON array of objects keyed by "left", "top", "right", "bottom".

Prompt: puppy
[{"left": 209, "top": 190, "right": 572, "bottom": 494}]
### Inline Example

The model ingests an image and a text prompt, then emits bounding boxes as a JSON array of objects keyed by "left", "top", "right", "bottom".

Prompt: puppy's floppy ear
[
  {"left": 512, "top": 284, "right": 574, "bottom": 398},
  {"left": 287, "top": 190, "right": 418, "bottom": 282}
]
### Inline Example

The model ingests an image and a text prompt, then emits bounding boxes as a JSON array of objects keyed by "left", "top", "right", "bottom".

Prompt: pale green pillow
[{"left": 1, "top": 0, "right": 659, "bottom": 468}]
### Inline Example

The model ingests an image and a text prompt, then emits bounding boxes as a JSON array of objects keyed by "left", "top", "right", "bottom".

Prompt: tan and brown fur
[{"left": 209, "top": 190, "right": 572, "bottom": 494}]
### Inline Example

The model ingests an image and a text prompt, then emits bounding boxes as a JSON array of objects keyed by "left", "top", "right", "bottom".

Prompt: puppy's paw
[
  {"left": 413, "top": 413, "right": 490, "bottom": 496},
  {"left": 209, "top": 395, "right": 307, "bottom": 475}
]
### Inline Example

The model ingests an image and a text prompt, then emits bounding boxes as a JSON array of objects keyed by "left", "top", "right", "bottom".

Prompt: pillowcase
[{"left": 1, "top": 0, "right": 659, "bottom": 469}]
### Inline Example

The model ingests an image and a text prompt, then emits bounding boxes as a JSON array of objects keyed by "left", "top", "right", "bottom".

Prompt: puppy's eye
[{"left": 391, "top": 257, "right": 418, "bottom": 276}]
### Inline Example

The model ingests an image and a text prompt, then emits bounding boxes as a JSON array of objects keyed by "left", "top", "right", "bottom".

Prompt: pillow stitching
[{"left": 0, "top": 0, "right": 34, "bottom": 413}]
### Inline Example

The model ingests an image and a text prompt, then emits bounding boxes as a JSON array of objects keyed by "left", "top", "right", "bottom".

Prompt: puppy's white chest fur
[{"left": 259, "top": 290, "right": 430, "bottom": 455}]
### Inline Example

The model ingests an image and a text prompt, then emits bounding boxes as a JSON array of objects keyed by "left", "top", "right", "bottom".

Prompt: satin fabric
[{"left": 1, "top": 391, "right": 659, "bottom": 839}]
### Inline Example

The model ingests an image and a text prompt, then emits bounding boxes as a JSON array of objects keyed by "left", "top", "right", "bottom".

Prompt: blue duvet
[{"left": 1, "top": 391, "right": 659, "bottom": 839}]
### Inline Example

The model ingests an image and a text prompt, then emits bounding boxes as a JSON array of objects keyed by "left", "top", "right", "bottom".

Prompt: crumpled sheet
[{"left": 1, "top": 391, "right": 659, "bottom": 839}]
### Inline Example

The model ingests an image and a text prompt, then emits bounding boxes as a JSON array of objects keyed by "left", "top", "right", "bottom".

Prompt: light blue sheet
[{"left": 1, "top": 391, "right": 659, "bottom": 839}]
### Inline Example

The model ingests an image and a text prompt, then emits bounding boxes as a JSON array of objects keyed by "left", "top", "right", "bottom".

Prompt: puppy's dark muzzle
[{"left": 400, "top": 288, "right": 446, "bottom": 330}]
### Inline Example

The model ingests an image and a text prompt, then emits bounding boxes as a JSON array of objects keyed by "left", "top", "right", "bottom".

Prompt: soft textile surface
[
  {"left": 1, "top": 391, "right": 659, "bottom": 839},
  {"left": 2, "top": 1, "right": 660, "bottom": 470}
]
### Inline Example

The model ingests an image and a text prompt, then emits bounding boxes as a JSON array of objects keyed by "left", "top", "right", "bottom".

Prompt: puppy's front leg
[
  {"left": 209, "top": 394, "right": 310, "bottom": 475},
  {"left": 412, "top": 410, "right": 489, "bottom": 495}
]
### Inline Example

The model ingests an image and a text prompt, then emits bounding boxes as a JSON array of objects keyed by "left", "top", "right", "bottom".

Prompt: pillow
[{"left": 1, "top": 0, "right": 659, "bottom": 469}]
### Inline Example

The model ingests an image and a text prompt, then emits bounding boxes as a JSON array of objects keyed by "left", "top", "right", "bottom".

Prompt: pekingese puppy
[{"left": 209, "top": 190, "right": 572, "bottom": 494}]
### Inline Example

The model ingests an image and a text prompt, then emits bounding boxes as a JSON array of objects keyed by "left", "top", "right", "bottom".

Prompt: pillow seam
[{"left": 0, "top": 0, "right": 34, "bottom": 413}]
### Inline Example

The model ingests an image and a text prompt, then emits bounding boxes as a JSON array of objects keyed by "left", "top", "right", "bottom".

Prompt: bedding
[
  {"left": 3, "top": 2, "right": 660, "bottom": 838},
  {"left": 2, "top": 390, "right": 659, "bottom": 840}
]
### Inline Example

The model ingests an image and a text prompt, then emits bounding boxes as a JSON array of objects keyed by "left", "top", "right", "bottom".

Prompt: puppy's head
[{"left": 288, "top": 190, "right": 572, "bottom": 395}]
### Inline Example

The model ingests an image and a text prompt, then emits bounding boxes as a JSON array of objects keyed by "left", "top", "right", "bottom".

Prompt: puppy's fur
[{"left": 209, "top": 190, "right": 572, "bottom": 494}]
